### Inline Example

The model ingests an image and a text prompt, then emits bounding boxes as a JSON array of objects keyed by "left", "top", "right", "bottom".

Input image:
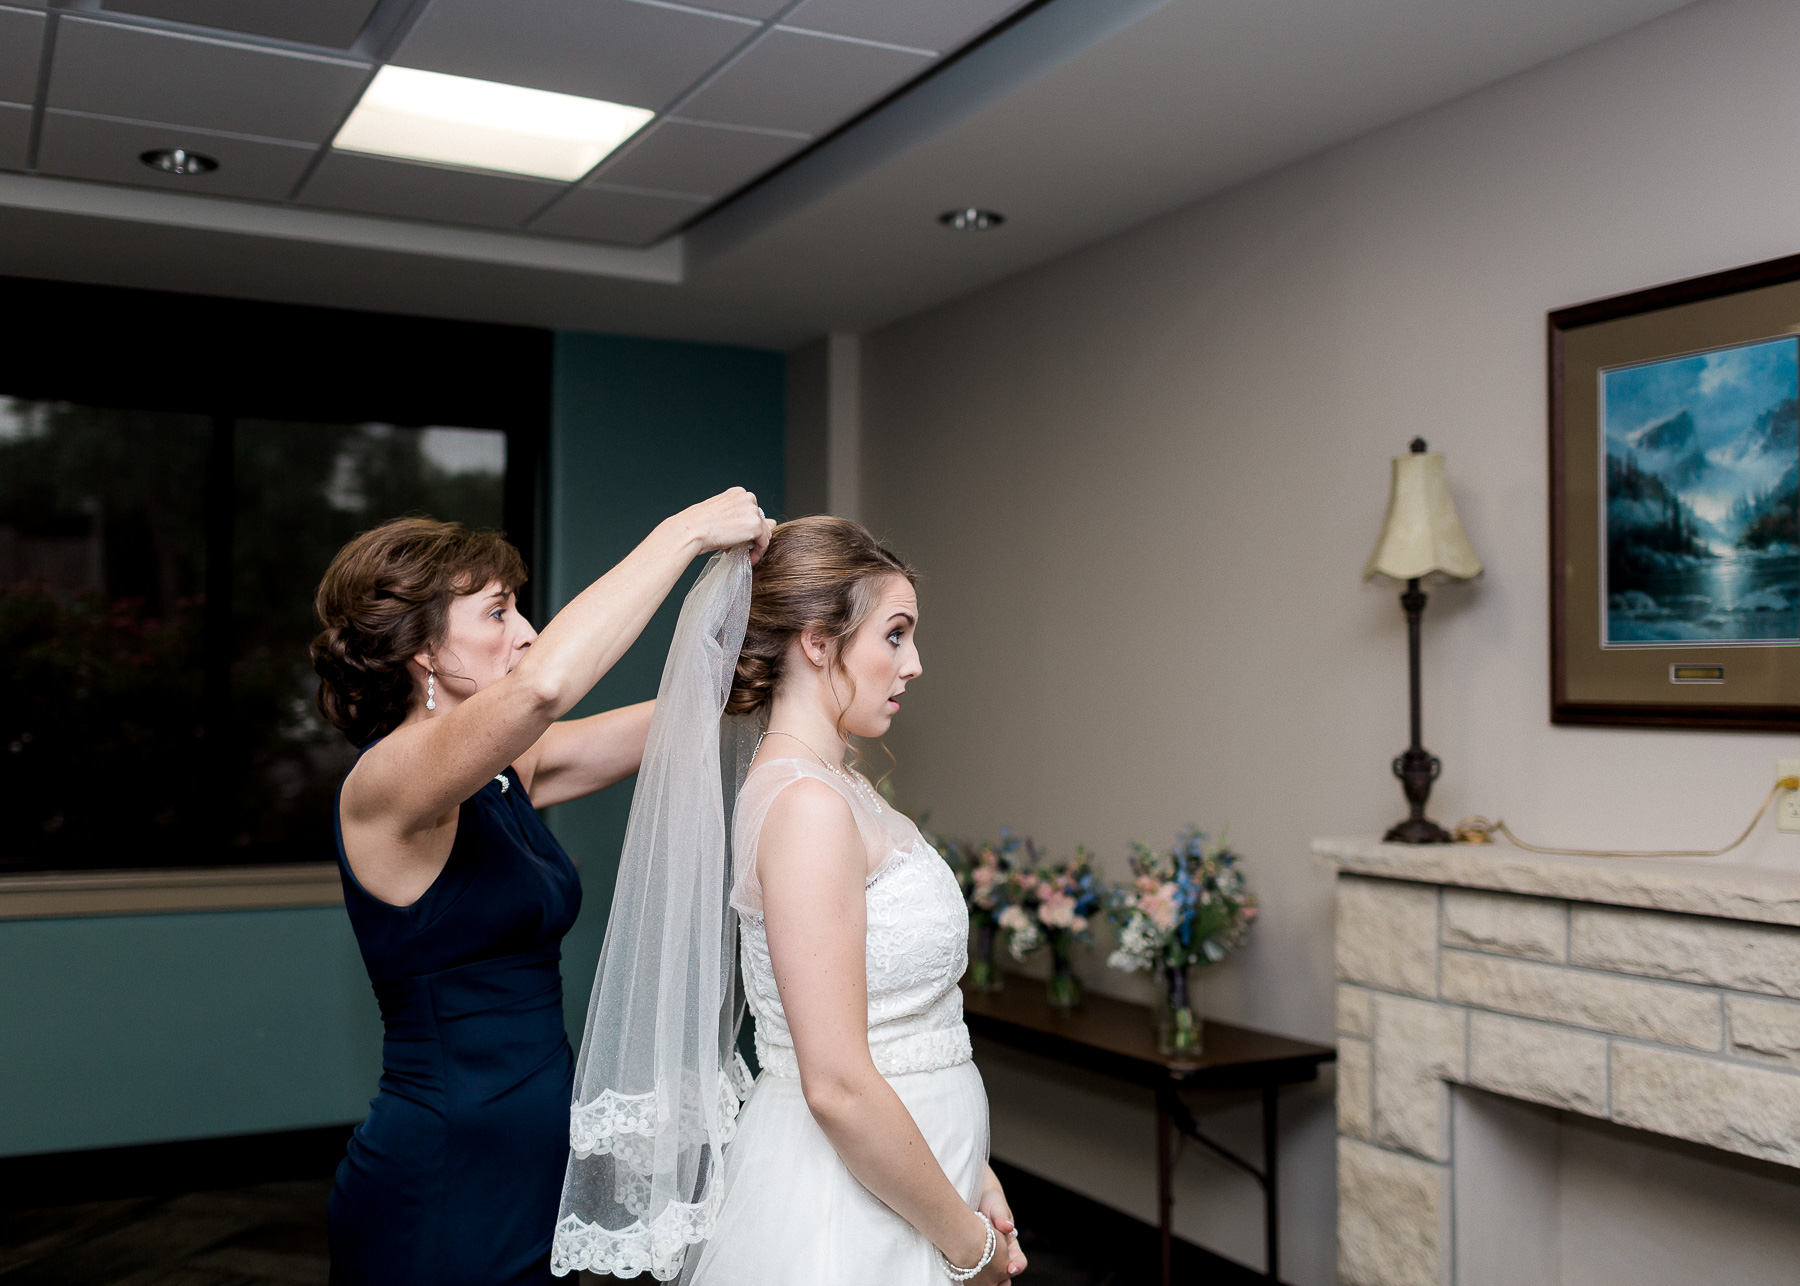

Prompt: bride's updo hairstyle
[
  {"left": 312, "top": 517, "right": 526, "bottom": 746},
  {"left": 726, "top": 515, "right": 914, "bottom": 718}
]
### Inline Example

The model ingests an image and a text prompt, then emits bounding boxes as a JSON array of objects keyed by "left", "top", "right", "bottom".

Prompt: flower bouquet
[
  {"left": 999, "top": 846, "right": 1102, "bottom": 1008},
  {"left": 1106, "top": 827, "right": 1256, "bottom": 1058},
  {"left": 937, "top": 831, "right": 1024, "bottom": 991}
]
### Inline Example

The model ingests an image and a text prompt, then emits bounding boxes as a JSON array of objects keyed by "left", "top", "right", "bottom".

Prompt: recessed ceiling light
[
  {"left": 140, "top": 148, "right": 218, "bottom": 176},
  {"left": 939, "top": 208, "right": 1004, "bottom": 230},
  {"left": 333, "top": 66, "right": 653, "bottom": 182}
]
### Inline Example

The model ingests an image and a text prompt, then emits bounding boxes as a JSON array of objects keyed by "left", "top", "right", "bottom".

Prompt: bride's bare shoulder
[{"left": 757, "top": 776, "right": 863, "bottom": 879}]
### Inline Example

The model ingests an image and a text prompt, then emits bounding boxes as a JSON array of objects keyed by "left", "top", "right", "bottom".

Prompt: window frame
[{"left": 0, "top": 275, "right": 551, "bottom": 898}]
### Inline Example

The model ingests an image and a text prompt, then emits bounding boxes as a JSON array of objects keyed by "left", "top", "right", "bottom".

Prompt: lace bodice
[{"left": 732, "top": 757, "right": 972, "bottom": 1079}]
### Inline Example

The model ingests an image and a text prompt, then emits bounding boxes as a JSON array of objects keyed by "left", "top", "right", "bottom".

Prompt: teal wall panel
[
  {"left": 0, "top": 331, "right": 783, "bottom": 1159},
  {"left": 0, "top": 908, "right": 381, "bottom": 1157},
  {"left": 545, "top": 331, "right": 784, "bottom": 1039}
]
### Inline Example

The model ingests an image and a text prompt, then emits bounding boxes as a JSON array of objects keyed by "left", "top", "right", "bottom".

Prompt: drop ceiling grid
[
  {"left": 46, "top": 17, "right": 373, "bottom": 143},
  {"left": 0, "top": 0, "right": 1032, "bottom": 247},
  {"left": 103, "top": 0, "right": 384, "bottom": 51},
  {"left": 512, "top": 5, "right": 939, "bottom": 240}
]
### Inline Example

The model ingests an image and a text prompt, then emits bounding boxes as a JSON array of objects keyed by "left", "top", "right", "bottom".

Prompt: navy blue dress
[{"left": 329, "top": 757, "right": 580, "bottom": 1286}]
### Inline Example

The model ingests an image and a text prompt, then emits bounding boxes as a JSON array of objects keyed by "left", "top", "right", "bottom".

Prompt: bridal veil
[{"left": 550, "top": 548, "right": 758, "bottom": 1280}]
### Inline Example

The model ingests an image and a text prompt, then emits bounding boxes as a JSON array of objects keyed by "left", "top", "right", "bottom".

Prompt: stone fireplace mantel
[{"left": 1317, "top": 837, "right": 1800, "bottom": 1286}]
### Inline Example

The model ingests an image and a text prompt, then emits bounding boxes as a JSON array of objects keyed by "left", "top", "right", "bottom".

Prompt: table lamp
[{"left": 1364, "top": 438, "right": 1482, "bottom": 843}]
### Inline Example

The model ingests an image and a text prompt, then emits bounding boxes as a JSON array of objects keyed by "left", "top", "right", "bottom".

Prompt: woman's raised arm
[{"left": 341, "top": 488, "right": 769, "bottom": 897}]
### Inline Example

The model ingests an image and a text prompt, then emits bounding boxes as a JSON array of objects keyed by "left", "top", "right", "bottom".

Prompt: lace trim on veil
[
  {"left": 549, "top": 1178, "right": 724, "bottom": 1281},
  {"left": 567, "top": 1051, "right": 756, "bottom": 1163},
  {"left": 551, "top": 1052, "right": 755, "bottom": 1279}
]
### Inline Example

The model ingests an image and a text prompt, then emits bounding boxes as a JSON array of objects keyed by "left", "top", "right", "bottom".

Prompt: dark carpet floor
[
  {"left": 0, "top": 1145, "right": 1264, "bottom": 1286},
  {"left": 0, "top": 1181, "right": 329, "bottom": 1286}
]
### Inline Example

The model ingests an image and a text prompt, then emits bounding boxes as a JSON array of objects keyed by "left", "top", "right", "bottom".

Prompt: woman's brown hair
[
  {"left": 312, "top": 517, "right": 526, "bottom": 747},
  {"left": 726, "top": 515, "right": 915, "bottom": 718}
]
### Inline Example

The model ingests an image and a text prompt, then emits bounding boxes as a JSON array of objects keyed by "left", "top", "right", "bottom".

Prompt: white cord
[{"left": 1454, "top": 775, "right": 1799, "bottom": 859}]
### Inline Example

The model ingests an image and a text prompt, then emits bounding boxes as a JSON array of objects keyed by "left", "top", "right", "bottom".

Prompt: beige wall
[{"left": 859, "top": 0, "right": 1800, "bottom": 1279}]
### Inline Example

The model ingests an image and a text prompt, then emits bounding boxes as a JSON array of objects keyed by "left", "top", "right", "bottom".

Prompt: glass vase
[
  {"left": 1045, "top": 932, "right": 1083, "bottom": 1009},
  {"left": 1157, "top": 963, "right": 1204, "bottom": 1059},
  {"left": 969, "top": 921, "right": 1003, "bottom": 992}
]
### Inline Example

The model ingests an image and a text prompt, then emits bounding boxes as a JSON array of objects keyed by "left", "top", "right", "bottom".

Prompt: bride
[{"left": 551, "top": 516, "right": 1026, "bottom": 1284}]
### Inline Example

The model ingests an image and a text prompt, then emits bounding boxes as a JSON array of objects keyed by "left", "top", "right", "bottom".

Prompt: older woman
[{"left": 309, "top": 488, "right": 771, "bottom": 1286}]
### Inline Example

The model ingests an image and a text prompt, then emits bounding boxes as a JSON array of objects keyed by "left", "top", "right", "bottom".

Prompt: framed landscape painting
[{"left": 1552, "top": 253, "right": 1800, "bottom": 729}]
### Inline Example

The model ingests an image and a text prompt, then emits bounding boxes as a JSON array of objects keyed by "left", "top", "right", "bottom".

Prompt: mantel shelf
[{"left": 1314, "top": 835, "right": 1800, "bottom": 927}]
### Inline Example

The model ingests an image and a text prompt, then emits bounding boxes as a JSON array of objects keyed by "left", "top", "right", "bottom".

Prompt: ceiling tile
[
  {"left": 0, "top": 8, "right": 46, "bottom": 104},
  {"left": 674, "top": 29, "right": 931, "bottom": 135},
  {"left": 394, "top": 0, "right": 754, "bottom": 112},
  {"left": 101, "top": 0, "right": 382, "bottom": 50},
  {"left": 36, "top": 110, "right": 318, "bottom": 199},
  {"left": 679, "top": 0, "right": 789, "bottom": 19},
  {"left": 47, "top": 18, "right": 370, "bottom": 143},
  {"left": 780, "top": 0, "right": 1027, "bottom": 54},
  {"left": 298, "top": 151, "right": 564, "bottom": 229},
  {"left": 528, "top": 185, "right": 706, "bottom": 246},
  {"left": 0, "top": 102, "right": 29, "bottom": 173},
  {"left": 596, "top": 119, "right": 807, "bottom": 199}
]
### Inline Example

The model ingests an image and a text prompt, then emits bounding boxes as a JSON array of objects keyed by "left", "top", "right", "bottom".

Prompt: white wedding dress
[{"left": 683, "top": 755, "right": 991, "bottom": 1285}]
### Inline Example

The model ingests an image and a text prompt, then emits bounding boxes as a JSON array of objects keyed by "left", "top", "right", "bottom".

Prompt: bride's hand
[
  {"left": 678, "top": 487, "right": 776, "bottom": 563},
  {"left": 977, "top": 1168, "right": 1027, "bottom": 1278}
]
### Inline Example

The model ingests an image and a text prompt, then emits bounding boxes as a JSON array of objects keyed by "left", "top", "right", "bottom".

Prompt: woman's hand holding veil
[{"left": 676, "top": 486, "right": 775, "bottom": 563}]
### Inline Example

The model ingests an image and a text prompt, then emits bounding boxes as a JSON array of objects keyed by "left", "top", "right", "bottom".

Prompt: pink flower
[
  {"left": 1038, "top": 893, "right": 1077, "bottom": 929},
  {"left": 1070, "top": 914, "right": 1089, "bottom": 934},
  {"left": 1142, "top": 884, "right": 1180, "bottom": 933}
]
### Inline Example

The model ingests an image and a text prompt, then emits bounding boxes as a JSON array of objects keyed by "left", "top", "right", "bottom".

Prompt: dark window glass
[
  {"left": 1, "top": 399, "right": 211, "bottom": 870},
  {"left": 228, "top": 420, "right": 506, "bottom": 863},
  {"left": 1, "top": 402, "right": 508, "bottom": 873}
]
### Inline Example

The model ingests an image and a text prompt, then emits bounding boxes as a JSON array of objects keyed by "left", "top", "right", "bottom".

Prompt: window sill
[{"left": 0, "top": 863, "right": 342, "bottom": 920}]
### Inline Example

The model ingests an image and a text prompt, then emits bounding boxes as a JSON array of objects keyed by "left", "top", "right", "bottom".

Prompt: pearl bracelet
[{"left": 939, "top": 1212, "right": 997, "bottom": 1282}]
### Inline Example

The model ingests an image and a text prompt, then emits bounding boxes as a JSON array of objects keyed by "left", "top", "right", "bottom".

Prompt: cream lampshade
[
  {"left": 1366, "top": 439, "right": 1481, "bottom": 844},
  {"left": 1364, "top": 445, "right": 1483, "bottom": 583}
]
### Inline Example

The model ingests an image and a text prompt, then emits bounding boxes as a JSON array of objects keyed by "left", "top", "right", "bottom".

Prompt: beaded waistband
[{"left": 756, "top": 1024, "right": 972, "bottom": 1080}]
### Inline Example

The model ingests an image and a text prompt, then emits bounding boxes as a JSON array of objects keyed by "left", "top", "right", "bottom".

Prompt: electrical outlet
[{"left": 1780, "top": 760, "right": 1800, "bottom": 833}]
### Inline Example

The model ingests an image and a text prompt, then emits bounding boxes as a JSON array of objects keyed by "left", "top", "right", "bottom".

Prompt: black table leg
[
  {"left": 1262, "top": 1083, "right": 1279, "bottom": 1283},
  {"left": 1156, "top": 1087, "right": 1174, "bottom": 1286}
]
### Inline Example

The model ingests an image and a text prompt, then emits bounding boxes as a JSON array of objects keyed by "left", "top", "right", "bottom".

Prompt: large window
[{"left": 0, "top": 279, "right": 547, "bottom": 873}]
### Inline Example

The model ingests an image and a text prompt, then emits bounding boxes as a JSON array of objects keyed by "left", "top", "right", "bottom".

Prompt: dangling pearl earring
[{"left": 426, "top": 671, "right": 437, "bottom": 711}]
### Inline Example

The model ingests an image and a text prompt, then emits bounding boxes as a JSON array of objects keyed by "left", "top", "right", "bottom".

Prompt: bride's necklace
[{"left": 756, "top": 729, "right": 884, "bottom": 814}]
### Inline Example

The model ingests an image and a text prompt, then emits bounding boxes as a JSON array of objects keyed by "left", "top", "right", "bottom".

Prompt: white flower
[
  {"left": 1007, "top": 921, "right": 1042, "bottom": 961},
  {"left": 1106, "top": 913, "right": 1161, "bottom": 973}
]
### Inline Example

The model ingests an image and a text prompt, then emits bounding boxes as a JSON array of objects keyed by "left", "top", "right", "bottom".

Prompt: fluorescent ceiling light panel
[{"left": 333, "top": 66, "right": 653, "bottom": 181}]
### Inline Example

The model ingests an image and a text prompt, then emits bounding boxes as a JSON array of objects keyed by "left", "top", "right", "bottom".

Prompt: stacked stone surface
[{"left": 1317, "top": 838, "right": 1800, "bottom": 1286}]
